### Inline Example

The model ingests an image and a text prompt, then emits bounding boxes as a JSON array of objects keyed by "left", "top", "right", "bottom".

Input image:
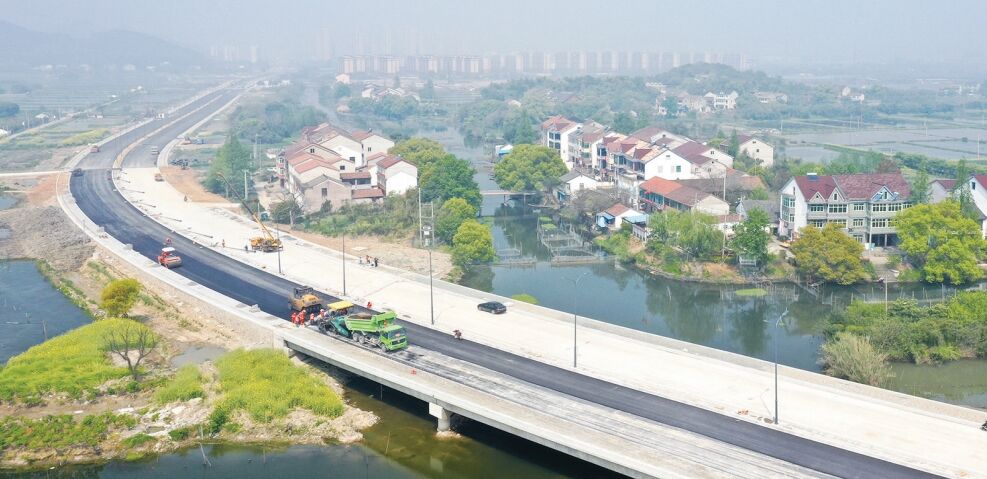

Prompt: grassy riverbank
[{"left": 0, "top": 262, "right": 371, "bottom": 470}]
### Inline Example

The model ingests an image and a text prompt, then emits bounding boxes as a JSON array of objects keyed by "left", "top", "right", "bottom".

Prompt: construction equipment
[
  {"left": 216, "top": 173, "right": 282, "bottom": 252},
  {"left": 321, "top": 310, "right": 408, "bottom": 351},
  {"left": 157, "top": 247, "right": 182, "bottom": 268},
  {"left": 90, "top": 144, "right": 100, "bottom": 153},
  {"left": 289, "top": 286, "right": 321, "bottom": 314},
  {"left": 154, "top": 172, "right": 164, "bottom": 182}
]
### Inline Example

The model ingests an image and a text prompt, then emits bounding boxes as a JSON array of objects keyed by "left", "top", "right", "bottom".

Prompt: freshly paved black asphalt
[{"left": 69, "top": 87, "right": 944, "bottom": 479}]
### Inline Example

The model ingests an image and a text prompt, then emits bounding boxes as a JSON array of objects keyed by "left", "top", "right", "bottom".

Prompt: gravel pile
[{"left": 0, "top": 205, "right": 94, "bottom": 271}]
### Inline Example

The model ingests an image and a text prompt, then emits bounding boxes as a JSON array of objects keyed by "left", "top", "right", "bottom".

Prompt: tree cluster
[
  {"left": 790, "top": 223, "right": 869, "bottom": 285},
  {"left": 895, "top": 200, "right": 986, "bottom": 284},
  {"left": 647, "top": 210, "right": 725, "bottom": 262},
  {"left": 493, "top": 144, "right": 567, "bottom": 192}
]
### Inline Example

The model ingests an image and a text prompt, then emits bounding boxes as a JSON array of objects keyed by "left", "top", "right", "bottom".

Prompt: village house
[
  {"left": 736, "top": 135, "right": 775, "bottom": 167},
  {"left": 596, "top": 203, "right": 645, "bottom": 231},
  {"left": 280, "top": 124, "right": 410, "bottom": 212},
  {"left": 541, "top": 115, "right": 581, "bottom": 169},
  {"left": 704, "top": 91, "right": 739, "bottom": 110},
  {"left": 555, "top": 170, "right": 601, "bottom": 203},
  {"left": 929, "top": 178, "right": 956, "bottom": 204},
  {"left": 637, "top": 176, "right": 730, "bottom": 216},
  {"left": 675, "top": 170, "right": 766, "bottom": 204},
  {"left": 933, "top": 175, "right": 987, "bottom": 238},
  {"left": 778, "top": 172, "right": 912, "bottom": 245},
  {"left": 737, "top": 199, "right": 781, "bottom": 235}
]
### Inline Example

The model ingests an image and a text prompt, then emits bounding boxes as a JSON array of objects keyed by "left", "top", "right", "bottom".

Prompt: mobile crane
[{"left": 216, "top": 173, "right": 283, "bottom": 252}]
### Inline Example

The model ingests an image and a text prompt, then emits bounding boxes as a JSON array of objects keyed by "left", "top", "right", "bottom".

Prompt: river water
[{"left": 0, "top": 260, "right": 91, "bottom": 364}]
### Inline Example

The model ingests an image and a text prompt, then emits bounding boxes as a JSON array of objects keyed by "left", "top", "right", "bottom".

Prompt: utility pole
[
  {"left": 774, "top": 308, "right": 789, "bottom": 425},
  {"left": 342, "top": 232, "right": 347, "bottom": 296},
  {"left": 253, "top": 133, "right": 259, "bottom": 170},
  {"left": 569, "top": 272, "right": 590, "bottom": 368},
  {"left": 421, "top": 202, "right": 435, "bottom": 325}
]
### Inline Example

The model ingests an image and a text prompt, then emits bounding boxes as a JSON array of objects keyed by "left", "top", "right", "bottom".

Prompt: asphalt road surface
[{"left": 69, "top": 88, "right": 942, "bottom": 479}]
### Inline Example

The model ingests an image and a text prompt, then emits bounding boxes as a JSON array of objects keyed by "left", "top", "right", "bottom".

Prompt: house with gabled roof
[
  {"left": 736, "top": 135, "right": 774, "bottom": 167},
  {"left": 638, "top": 177, "right": 729, "bottom": 216},
  {"left": 778, "top": 172, "right": 912, "bottom": 245},
  {"left": 541, "top": 115, "right": 581, "bottom": 168}
]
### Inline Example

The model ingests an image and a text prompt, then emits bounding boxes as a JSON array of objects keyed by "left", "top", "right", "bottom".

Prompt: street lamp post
[
  {"left": 774, "top": 308, "right": 789, "bottom": 425},
  {"left": 275, "top": 224, "right": 282, "bottom": 275},
  {"left": 342, "top": 232, "right": 347, "bottom": 296},
  {"left": 423, "top": 225, "right": 434, "bottom": 325},
  {"left": 569, "top": 272, "right": 590, "bottom": 368}
]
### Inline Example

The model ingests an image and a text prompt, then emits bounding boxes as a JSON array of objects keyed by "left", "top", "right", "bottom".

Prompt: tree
[
  {"left": 100, "top": 279, "right": 142, "bottom": 317},
  {"left": 334, "top": 83, "right": 352, "bottom": 99},
  {"left": 731, "top": 209, "right": 770, "bottom": 265},
  {"left": 271, "top": 199, "right": 303, "bottom": 224},
  {"left": 727, "top": 130, "right": 740, "bottom": 156},
  {"left": 435, "top": 198, "right": 477, "bottom": 244},
  {"left": 421, "top": 155, "right": 481, "bottom": 209},
  {"left": 493, "top": 144, "right": 567, "bottom": 192},
  {"left": 103, "top": 321, "right": 158, "bottom": 381},
  {"left": 205, "top": 134, "right": 253, "bottom": 196},
  {"left": 646, "top": 210, "right": 724, "bottom": 261},
  {"left": 895, "top": 200, "right": 986, "bottom": 284},
  {"left": 909, "top": 170, "right": 930, "bottom": 204},
  {"left": 0, "top": 102, "right": 19, "bottom": 118},
  {"left": 451, "top": 220, "right": 495, "bottom": 269},
  {"left": 876, "top": 158, "right": 900, "bottom": 173},
  {"left": 952, "top": 160, "right": 980, "bottom": 220},
  {"left": 502, "top": 112, "right": 538, "bottom": 144},
  {"left": 790, "top": 223, "right": 869, "bottom": 285},
  {"left": 821, "top": 332, "right": 893, "bottom": 387},
  {"left": 389, "top": 137, "right": 447, "bottom": 173},
  {"left": 612, "top": 111, "right": 641, "bottom": 134},
  {"left": 421, "top": 79, "right": 436, "bottom": 100}
]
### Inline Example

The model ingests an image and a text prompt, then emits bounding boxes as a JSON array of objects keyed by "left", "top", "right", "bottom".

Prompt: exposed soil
[
  {"left": 289, "top": 229, "right": 454, "bottom": 279},
  {"left": 159, "top": 166, "right": 232, "bottom": 204}
]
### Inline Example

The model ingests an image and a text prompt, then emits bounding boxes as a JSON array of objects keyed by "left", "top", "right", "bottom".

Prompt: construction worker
[
  {"left": 291, "top": 311, "right": 297, "bottom": 326},
  {"left": 366, "top": 301, "right": 373, "bottom": 310},
  {"left": 298, "top": 310, "right": 306, "bottom": 326}
]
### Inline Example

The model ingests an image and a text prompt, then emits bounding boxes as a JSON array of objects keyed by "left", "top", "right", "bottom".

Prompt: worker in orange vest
[
  {"left": 298, "top": 310, "right": 306, "bottom": 327},
  {"left": 291, "top": 311, "right": 298, "bottom": 326},
  {"left": 366, "top": 301, "right": 373, "bottom": 310}
]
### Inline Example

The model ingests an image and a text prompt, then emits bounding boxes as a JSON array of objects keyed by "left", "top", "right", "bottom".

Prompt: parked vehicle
[
  {"left": 72, "top": 168, "right": 84, "bottom": 177},
  {"left": 477, "top": 301, "right": 507, "bottom": 314},
  {"left": 154, "top": 172, "right": 164, "bottom": 181},
  {"left": 150, "top": 146, "right": 159, "bottom": 156},
  {"left": 89, "top": 144, "right": 100, "bottom": 153},
  {"left": 322, "top": 311, "right": 408, "bottom": 351}
]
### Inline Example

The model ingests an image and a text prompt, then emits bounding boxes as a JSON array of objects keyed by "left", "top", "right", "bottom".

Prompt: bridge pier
[{"left": 428, "top": 402, "right": 451, "bottom": 432}]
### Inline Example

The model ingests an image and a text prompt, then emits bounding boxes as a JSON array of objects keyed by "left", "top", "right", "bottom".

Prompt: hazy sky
[{"left": 3, "top": 0, "right": 985, "bottom": 66}]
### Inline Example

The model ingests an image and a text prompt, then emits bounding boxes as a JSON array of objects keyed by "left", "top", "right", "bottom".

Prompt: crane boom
[{"left": 216, "top": 173, "right": 282, "bottom": 251}]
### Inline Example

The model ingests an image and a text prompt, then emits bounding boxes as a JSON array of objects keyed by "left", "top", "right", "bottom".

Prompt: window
[
  {"left": 829, "top": 204, "right": 847, "bottom": 214},
  {"left": 339, "top": 165, "right": 346, "bottom": 171},
  {"left": 675, "top": 165, "right": 682, "bottom": 173},
  {"left": 852, "top": 203, "right": 865, "bottom": 212},
  {"left": 367, "top": 147, "right": 372, "bottom": 152},
  {"left": 782, "top": 197, "right": 795, "bottom": 208},
  {"left": 871, "top": 218, "right": 889, "bottom": 228},
  {"left": 871, "top": 203, "right": 887, "bottom": 212},
  {"left": 809, "top": 220, "right": 826, "bottom": 228},
  {"left": 309, "top": 148, "right": 315, "bottom": 154},
  {"left": 809, "top": 204, "right": 826, "bottom": 213},
  {"left": 321, "top": 188, "right": 328, "bottom": 198},
  {"left": 829, "top": 219, "right": 847, "bottom": 228},
  {"left": 853, "top": 218, "right": 865, "bottom": 227},
  {"left": 973, "top": 181, "right": 977, "bottom": 190}
]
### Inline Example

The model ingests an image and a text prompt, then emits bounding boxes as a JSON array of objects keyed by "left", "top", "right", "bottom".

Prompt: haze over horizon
[{"left": 2, "top": 0, "right": 985, "bottom": 73}]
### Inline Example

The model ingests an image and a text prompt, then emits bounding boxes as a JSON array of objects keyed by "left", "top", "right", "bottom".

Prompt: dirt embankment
[
  {"left": 159, "top": 166, "right": 232, "bottom": 204},
  {"left": 289, "top": 230, "right": 454, "bottom": 279}
]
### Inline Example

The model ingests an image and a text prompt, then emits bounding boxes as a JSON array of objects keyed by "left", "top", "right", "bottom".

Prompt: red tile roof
[
  {"left": 351, "top": 187, "right": 385, "bottom": 199},
  {"left": 541, "top": 115, "right": 575, "bottom": 131},
  {"left": 605, "top": 203, "right": 630, "bottom": 216},
  {"left": 793, "top": 174, "right": 838, "bottom": 201},
  {"left": 934, "top": 178, "right": 957, "bottom": 190},
  {"left": 639, "top": 177, "right": 713, "bottom": 207},
  {"left": 294, "top": 159, "right": 337, "bottom": 174},
  {"left": 350, "top": 130, "right": 374, "bottom": 141},
  {"left": 792, "top": 173, "right": 910, "bottom": 201}
]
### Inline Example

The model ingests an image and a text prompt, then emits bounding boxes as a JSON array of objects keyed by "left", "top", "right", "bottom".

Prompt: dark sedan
[{"left": 477, "top": 301, "right": 507, "bottom": 314}]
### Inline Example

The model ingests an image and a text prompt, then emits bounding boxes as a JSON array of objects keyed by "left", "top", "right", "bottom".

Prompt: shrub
[
  {"left": 0, "top": 318, "right": 142, "bottom": 402},
  {"left": 511, "top": 293, "right": 538, "bottom": 304},
  {"left": 100, "top": 279, "right": 142, "bottom": 317},
  {"left": 121, "top": 433, "right": 156, "bottom": 448},
  {"left": 155, "top": 365, "right": 205, "bottom": 404},
  {"left": 0, "top": 413, "right": 134, "bottom": 450},
  {"left": 214, "top": 349, "right": 344, "bottom": 423},
  {"left": 821, "top": 332, "right": 894, "bottom": 387}
]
